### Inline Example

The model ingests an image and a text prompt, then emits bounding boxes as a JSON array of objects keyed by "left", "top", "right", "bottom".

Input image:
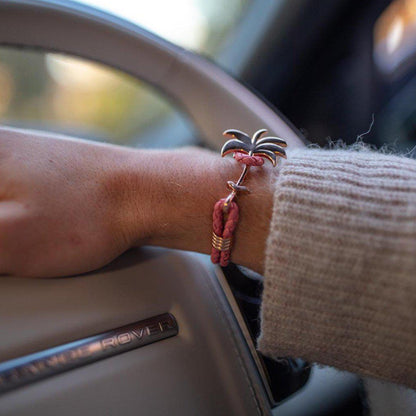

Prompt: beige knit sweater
[{"left": 258, "top": 147, "right": 416, "bottom": 389}]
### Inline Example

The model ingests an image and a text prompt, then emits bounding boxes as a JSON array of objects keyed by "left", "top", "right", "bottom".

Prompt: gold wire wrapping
[{"left": 211, "top": 232, "right": 232, "bottom": 252}]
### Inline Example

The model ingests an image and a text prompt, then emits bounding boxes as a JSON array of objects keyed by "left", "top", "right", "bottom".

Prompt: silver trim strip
[{"left": 0, "top": 313, "right": 178, "bottom": 394}]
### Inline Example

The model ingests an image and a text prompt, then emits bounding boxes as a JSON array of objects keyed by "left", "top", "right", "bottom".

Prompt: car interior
[{"left": 0, "top": 0, "right": 414, "bottom": 415}]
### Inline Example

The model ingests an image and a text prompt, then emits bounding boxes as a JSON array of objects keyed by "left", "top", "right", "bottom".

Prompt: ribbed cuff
[{"left": 258, "top": 148, "right": 416, "bottom": 389}]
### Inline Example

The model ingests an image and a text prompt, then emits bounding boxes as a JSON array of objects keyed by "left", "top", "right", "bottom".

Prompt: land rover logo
[{"left": 0, "top": 313, "right": 178, "bottom": 394}]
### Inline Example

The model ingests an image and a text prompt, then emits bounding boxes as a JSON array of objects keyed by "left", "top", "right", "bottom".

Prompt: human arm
[
  {"left": 258, "top": 147, "right": 416, "bottom": 389},
  {"left": 0, "top": 126, "right": 274, "bottom": 277},
  {"left": 2, "top": 126, "right": 416, "bottom": 389}
]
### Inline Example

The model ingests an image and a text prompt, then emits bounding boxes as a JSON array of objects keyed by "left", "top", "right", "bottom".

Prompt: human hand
[{"left": 0, "top": 127, "right": 145, "bottom": 276}]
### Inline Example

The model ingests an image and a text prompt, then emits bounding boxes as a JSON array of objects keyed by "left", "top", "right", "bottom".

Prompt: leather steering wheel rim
[{"left": 0, "top": 0, "right": 304, "bottom": 149}]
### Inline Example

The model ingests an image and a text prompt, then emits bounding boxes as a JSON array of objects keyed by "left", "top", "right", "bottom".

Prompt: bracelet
[{"left": 211, "top": 128, "right": 287, "bottom": 267}]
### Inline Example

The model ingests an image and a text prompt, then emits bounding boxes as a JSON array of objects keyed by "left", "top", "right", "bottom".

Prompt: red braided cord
[
  {"left": 210, "top": 199, "right": 225, "bottom": 264},
  {"left": 220, "top": 201, "right": 239, "bottom": 266},
  {"left": 211, "top": 198, "right": 239, "bottom": 266},
  {"left": 233, "top": 152, "right": 264, "bottom": 166}
]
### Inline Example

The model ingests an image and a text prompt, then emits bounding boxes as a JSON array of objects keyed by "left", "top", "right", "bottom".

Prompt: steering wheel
[{"left": 0, "top": 1, "right": 359, "bottom": 416}]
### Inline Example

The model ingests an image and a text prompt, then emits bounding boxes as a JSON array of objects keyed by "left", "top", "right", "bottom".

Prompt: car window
[
  {"left": 0, "top": 47, "right": 196, "bottom": 147},
  {"left": 77, "top": 0, "right": 249, "bottom": 57}
]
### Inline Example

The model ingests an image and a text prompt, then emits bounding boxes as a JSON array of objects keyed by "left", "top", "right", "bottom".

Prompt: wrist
[{"left": 113, "top": 147, "right": 276, "bottom": 274}]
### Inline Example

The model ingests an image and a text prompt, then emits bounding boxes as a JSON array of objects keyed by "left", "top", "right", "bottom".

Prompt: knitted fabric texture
[{"left": 258, "top": 148, "right": 416, "bottom": 389}]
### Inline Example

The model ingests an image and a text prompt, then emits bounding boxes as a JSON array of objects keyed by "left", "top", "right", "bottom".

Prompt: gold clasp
[
  {"left": 222, "top": 181, "right": 250, "bottom": 214},
  {"left": 212, "top": 232, "right": 232, "bottom": 251}
]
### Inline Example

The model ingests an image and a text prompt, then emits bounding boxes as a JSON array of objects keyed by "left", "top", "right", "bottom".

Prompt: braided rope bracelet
[{"left": 211, "top": 128, "right": 288, "bottom": 267}]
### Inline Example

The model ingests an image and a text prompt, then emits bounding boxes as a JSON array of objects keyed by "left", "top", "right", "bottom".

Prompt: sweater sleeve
[{"left": 258, "top": 148, "right": 416, "bottom": 389}]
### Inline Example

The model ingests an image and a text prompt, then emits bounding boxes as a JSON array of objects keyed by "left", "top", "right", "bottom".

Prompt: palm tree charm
[
  {"left": 221, "top": 128, "right": 287, "bottom": 207},
  {"left": 221, "top": 128, "right": 287, "bottom": 165}
]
